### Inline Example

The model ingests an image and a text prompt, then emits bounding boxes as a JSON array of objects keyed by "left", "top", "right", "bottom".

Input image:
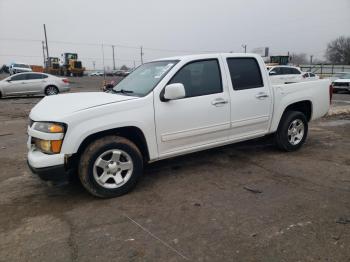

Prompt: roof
[{"left": 153, "top": 53, "right": 262, "bottom": 62}]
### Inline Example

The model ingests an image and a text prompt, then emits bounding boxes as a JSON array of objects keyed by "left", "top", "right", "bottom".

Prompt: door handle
[
  {"left": 211, "top": 98, "right": 228, "bottom": 106},
  {"left": 255, "top": 92, "right": 269, "bottom": 99}
]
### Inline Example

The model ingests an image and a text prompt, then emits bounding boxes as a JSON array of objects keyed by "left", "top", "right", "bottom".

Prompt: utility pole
[
  {"left": 140, "top": 46, "right": 144, "bottom": 64},
  {"left": 43, "top": 24, "right": 49, "bottom": 59},
  {"left": 41, "top": 41, "right": 46, "bottom": 67},
  {"left": 310, "top": 55, "right": 313, "bottom": 65},
  {"left": 92, "top": 61, "right": 96, "bottom": 70},
  {"left": 101, "top": 44, "right": 106, "bottom": 80},
  {"left": 241, "top": 44, "right": 247, "bottom": 53},
  {"left": 112, "top": 45, "right": 116, "bottom": 70}
]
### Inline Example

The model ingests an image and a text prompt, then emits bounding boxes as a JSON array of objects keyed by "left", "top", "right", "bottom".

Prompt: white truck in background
[{"left": 27, "top": 53, "right": 331, "bottom": 198}]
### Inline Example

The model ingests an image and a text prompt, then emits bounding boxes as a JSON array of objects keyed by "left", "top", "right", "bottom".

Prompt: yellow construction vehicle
[
  {"left": 44, "top": 57, "right": 60, "bottom": 75},
  {"left": 59, "top": 53, "right": 85, "bottom": 76}
]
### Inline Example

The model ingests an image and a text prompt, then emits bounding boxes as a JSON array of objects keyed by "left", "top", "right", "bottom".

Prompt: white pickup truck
[{"left": 27, "top": 53, "right": 331, "bottom": 198}]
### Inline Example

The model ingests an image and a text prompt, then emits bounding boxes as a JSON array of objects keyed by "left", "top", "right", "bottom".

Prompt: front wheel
[
  {"left": 78, "top": 136, "right": 143, "bottom": 198},
  {"left": 275, "top": 111, "right": 308, "bottom": 151}
]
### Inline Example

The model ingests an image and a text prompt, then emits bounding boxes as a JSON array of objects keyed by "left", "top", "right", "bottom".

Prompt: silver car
[{"left": 0, "top": 72, "right": 70, "bottom": 98}]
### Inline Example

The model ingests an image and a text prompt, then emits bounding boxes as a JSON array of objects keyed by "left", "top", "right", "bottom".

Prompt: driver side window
[
  {"left": 169, "top": 59, "right": 222, "bottom": 98},
  {"left": 10, "top": 74, "right": 27, "bottom": 81}
]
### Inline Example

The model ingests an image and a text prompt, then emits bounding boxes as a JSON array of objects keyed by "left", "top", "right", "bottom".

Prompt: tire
[
  {"left": 45, "top": 86, "right": 59, "bottom": 96},
  {"left": 275, "top": 111, "right": 308, "bottom": 152},
  {"left": 78, "top": 136, "right": 143, "bottom": 198}
]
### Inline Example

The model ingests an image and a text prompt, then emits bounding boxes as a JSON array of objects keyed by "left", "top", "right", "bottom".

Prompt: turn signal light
[{"left": 34, "top": 139, "right": 63, "bottom": 154}]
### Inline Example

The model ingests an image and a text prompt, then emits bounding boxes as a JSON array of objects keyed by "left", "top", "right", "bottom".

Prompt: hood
[
  {"left": 333, "top": 78, "right": 350, "bottom": 83},
  {"left": 30, "top": 92, "right": 137, "bottom": 121}
]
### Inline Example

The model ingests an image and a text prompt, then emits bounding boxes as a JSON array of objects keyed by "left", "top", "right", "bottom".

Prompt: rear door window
[
  {"left": 227, "top": 58, "right": 263, "bottom": 90},
  {"left": 26, "top": 73, "right": 43, "bottom": 80},
  {"left": 289, "top": 68, "right": 301, "bottom": 75}
]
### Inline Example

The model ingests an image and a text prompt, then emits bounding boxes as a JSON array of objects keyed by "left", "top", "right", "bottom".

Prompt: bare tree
[
  {"left": 290, "top": 53, "right": 308, "bottom": 65},
  {"left": 326, "top": 36, "right": 350, "bottom": 65}
]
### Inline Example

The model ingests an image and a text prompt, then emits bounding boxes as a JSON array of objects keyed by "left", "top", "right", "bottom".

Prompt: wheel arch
[
  {"left": 275, "top": 100, "right": 313, "bottom": 130},
  {"left": 283, "top": 100, "right": 312, "bottom": 122},
  {"left": 73, "top": 126, "right": 150, "bottom": 165}
]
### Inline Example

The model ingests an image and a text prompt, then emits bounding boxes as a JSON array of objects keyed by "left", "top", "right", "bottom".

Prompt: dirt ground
[{"left": 0, "top": 75, "right": 349, "bottom": 262}]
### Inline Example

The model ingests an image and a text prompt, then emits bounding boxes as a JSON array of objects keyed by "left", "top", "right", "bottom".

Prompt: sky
[{"left": 0, "top": 0, "right": 349, "bottom": 69}]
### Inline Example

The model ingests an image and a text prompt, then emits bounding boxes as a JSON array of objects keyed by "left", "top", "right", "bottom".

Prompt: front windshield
[{"left": 113, "top": 60, "right": 178, "bottom": 96}]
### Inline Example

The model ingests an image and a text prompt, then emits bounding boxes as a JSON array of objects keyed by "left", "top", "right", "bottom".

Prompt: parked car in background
[
  {"left": 89, "top": 71, "right": 104, "bottom": 76},
  {"left": 267, "top": 65, "right": 303, "bottom": 84},
  {"left": 9, "top": 63, "right": 32, "bottom": 75},
  {"left": 27, "top": 53, "right": 331, "bottom": 198},
  {"left": 302, "top": 72, "right": 319, "bottom": 81},
  {"left": 329, "top": 72, "right": 348, "bottom": 82},
  {"left": 0, "top": 72, "right": 70, "bottom": 98},
  {"left": 114, "top": 70, "right": 129, "bottom": 77},
  {"left": 332, "top": 73, "right": 350, "bottom": 93}
]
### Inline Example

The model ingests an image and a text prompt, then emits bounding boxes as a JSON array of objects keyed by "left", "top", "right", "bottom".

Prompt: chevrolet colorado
[{"left": 27, "top": 53, "right": 331, "bottom": 198}]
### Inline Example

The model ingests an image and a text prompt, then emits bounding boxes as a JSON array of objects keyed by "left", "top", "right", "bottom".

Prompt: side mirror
[
  {"left": 6, "top": 79, "right": 11, "bottom": 82},
  {"left": 269, "top": 71, "right": 277, "bottom": 76},
  {"left": 162, "top": 83, "right": 185, "bottom": 101}
]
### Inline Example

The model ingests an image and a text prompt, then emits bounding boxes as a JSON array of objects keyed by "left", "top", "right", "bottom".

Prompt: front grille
[{"left": 333, "top": 82, "right": 349, "bottom": 87}]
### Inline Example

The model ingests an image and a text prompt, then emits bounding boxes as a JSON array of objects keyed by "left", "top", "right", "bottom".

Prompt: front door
[
  {"left": 2, "top": 73, "right": 28, "bottom": 96},
  {"left": 154, "top": 58, "right": 231, "bottom": 158}
]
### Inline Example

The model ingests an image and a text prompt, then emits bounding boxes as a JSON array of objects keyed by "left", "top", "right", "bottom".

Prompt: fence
[{"left": 300, "top": 64, "right": 350, "bottom": 76}]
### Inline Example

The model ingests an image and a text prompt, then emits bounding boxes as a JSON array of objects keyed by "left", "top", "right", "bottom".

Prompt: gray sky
[{"left": 0, "top": 0, "right": 349, "bottom": 69}]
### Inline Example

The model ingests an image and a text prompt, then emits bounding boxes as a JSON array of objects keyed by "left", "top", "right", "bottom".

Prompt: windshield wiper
[{"left": 113, "top": 89, "right": 134, "bottom": 95}]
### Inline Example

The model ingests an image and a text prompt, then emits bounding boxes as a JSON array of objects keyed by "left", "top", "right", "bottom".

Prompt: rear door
[
  {"left": 223, "top": 56, "right": 273, "bottom": 139},
  {"left": 154, "top": 58, "right": 231, "bottom": 157},
  {"left": 25, "top": 73, "right": 46, "bottom": 94}
]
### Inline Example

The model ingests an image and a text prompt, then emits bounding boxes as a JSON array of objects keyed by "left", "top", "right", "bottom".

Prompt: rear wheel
[
  {"left": 275, "top": 111, "right": 308, "bottom": 151},
  {"left": 78, "top": 136, "right": 143, "bottom": 198},
  {"left": 45, "top": 86, "right": 59, "bottom": 96}
]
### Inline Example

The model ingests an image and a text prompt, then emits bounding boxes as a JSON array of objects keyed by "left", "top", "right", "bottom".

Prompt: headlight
[
  {"left": 34, "top": 139, "right": 63, "bottom": 154},
  {"left": 31, "top": 122, "right": 66, "bottom": 154},
  {"left": 33, "top": 122, "right": 65, "bottom": 133}
]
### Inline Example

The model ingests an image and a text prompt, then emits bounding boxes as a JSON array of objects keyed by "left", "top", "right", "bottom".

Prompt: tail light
[
  {"left": 62, "top": 78, "right": 69, "bottom": 84},
  {"left": 329, "top": 84, "right": 333, "bottom": 104}
]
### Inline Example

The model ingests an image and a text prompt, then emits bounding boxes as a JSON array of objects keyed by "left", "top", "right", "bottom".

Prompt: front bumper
[
  {"left": 27, "top": 160, "right": 69, "bottom": 182},
  {"left": 27, "top": 125, "right": 70, "bottom": 182},
  {"left": 27, "top": 148, "right": 70, "bottom": 182}
]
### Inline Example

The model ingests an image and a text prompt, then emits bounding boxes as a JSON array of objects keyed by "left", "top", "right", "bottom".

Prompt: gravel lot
[{"left": 0, "top": 74, "right": 349, "bottom": 261}]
